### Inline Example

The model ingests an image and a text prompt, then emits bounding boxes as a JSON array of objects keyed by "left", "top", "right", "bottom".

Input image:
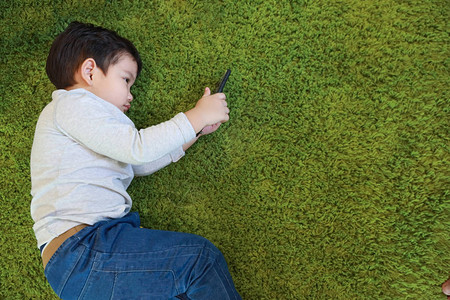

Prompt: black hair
[{"left": 46, "top": 21, "right": 142, "bottom": 89}]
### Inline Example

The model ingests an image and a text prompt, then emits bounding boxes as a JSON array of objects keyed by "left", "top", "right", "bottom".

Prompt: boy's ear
[{"left": 79, "top": 58, "right": 97, "bottom": 86}]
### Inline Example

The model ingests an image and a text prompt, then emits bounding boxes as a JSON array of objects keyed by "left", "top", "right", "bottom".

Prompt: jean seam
[
  {"left": 58, "top": 245, "right": 86, "bottom": 297},
  {"left": 85, "top": 244, "right": 220, "bottom": 267},
  {"left": 110, "top": 272, "right": 118, "bottom": 300},
  {"left": 79, "top": 251, "right": 99, "bottom": 299},
  {"left": 171, "top": 270, "right": 181, "bottom": 296},
  {"left": 81, "top": 243, "right": 209, "bottom": 257},
  {"left": 213, "top": 255, "right": 238, "bottom": 299},
  {"left": 212, "top": 267, "right": 231, "bottom": 300},
  {"left": 185, "top": 249, "right": 220, "bottom": 294},
  {"left": 91, "top": 269, "right": 175, "bottom": 273}
]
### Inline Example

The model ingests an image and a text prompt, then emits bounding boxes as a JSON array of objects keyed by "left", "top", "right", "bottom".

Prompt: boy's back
[
  {"left": 31, "top": 88, "right": 194, "bottom": 250},
  {"left": 31, "top": 89, "right": 134, "bottom": 248}
]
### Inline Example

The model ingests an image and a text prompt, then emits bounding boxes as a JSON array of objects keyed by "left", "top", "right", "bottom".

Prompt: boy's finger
[
  {"left": 203, "top": 87, "right": 211, "bottom": 97},
  {"left": 215, "top": 93, "right": 226, "bottom": 100}
]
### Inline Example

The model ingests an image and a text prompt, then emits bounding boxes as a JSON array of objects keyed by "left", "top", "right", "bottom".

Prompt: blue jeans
[{"left": 44, "top": 212, "right": 241, "bottom": 300}]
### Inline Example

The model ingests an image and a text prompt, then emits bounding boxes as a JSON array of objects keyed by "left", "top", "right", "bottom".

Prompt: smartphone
[{"left": 216, "top": 69, "right": 231, "bottom": 93}]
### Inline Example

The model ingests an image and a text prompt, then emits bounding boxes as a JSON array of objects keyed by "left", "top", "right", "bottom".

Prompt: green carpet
[{"left": 1, "top": 0, "right": 448, "bottom": 299}]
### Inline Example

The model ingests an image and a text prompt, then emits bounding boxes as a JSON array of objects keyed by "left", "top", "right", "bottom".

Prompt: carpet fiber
[{"left": 0, "top": 0, "right": 448, "bottom": 299}]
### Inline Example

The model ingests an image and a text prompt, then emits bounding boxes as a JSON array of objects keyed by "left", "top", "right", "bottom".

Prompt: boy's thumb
[{"left": 203, "top": 87, "right": 211, "bottom": 97}]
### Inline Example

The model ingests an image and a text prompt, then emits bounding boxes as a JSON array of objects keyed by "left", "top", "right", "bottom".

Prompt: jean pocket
[
  {"left": 79, "top": 262, "right": 178, "bottom": 300},
  {"left": 45, "top": 239, "right": 86, "bottom": 297}
]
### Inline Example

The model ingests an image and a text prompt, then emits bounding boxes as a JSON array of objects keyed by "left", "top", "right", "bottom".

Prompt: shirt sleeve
[
  {"left": 132, "top": 146, "right": 185, "bottom": 176},
  {"left": 54, "top": 93, "right": 195, "bottom": 165}
]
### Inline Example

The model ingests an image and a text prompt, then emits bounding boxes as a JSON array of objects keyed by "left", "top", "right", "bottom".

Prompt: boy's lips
[{"left": 124, "top": 104, "right": 131, "bottom": 111}]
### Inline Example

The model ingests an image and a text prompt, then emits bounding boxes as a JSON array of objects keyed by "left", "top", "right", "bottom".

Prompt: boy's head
[{"left": 46, "top": 21, "right": 142, "bottom": 90}]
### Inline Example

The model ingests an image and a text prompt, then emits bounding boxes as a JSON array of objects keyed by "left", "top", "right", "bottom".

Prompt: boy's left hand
[
  {"left": 182, "top": 121, "right": 221, "bottom": 151},
  {"left": 200, "top": 122, "right": 221, "bottom": 136}
]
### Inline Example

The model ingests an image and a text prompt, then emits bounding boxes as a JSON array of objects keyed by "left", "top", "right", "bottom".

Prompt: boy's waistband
[{"left": 42, "top": 224, "right": 89, "bottom": 270}]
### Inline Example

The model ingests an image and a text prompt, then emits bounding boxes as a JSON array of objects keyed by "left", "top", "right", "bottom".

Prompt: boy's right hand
[{"left": 185, "top": 87, "right": 230, "bottom": 134}]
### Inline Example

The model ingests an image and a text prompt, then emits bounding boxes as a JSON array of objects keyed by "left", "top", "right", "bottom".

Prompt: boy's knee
[{"left": 183, "top": 233, "right": 224, "bottom": 259}]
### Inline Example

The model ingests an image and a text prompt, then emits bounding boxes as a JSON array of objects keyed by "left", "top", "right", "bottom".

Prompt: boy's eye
[{"left": 124, "top": 78, "right": 130, "bottom": 83}]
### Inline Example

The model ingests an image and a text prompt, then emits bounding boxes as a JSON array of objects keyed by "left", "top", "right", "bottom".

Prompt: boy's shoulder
[
  {"left": 53, "top": 89, "right": 111, "bottom": 113},
  {"left": 51, "top": 88, "right": 134, "bottom": 125},
  {"left": 53, "top": 88, "right": 96, "bottom": 104}
]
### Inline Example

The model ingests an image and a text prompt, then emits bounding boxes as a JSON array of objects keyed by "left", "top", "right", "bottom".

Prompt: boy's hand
[
  {"left": 200, "top": 122, "right": 221, "bottom": 136},
  {"left": 185, "top": 87, "right": 229, "bottom": 134}
]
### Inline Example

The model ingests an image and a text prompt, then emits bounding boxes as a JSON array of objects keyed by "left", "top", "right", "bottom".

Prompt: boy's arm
[
  {"left": 183, "top": 136, "right": 199, "bottom": 152},
  {"left": 54, "top": 88, "right": 228, "bottom": 165},
  {"left": 55, "top": 92, "right": 195, "bottom": 165},
  {"left": 132, "top": 147, "right": 185, "bottom": 176},
  {"left": 134, "top": 120, "right": 222, "bottom": 176}
]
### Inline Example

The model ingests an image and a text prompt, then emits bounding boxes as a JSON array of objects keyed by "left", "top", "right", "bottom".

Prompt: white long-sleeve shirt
[{"left": 30, "top": 88, "right": 195, "bottom": 249}]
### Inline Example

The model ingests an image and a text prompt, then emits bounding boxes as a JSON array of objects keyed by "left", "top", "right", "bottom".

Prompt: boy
[{"left": 30, "top": 21, "right": 241, "bottom": 299}]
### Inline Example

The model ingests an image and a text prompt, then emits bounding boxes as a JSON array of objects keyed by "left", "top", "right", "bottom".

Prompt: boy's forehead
[{"left": 115, "top": 54, "right": 138, "bottom": 75}]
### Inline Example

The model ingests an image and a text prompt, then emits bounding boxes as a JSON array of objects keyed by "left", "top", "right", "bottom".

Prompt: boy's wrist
[
  {"left": 185, "top": 108, "right": 205, "bottom": 135},
  {"left": 183, "top": 135, "right": 200, "bottom": 151},
  {"left": 196, "top": 129, "right": 204, "bottom": 137}
]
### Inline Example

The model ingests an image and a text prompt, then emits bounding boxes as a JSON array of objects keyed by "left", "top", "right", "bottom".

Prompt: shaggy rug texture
[{"left": 0, "top": 0, "right": 448, "bottom": 299}]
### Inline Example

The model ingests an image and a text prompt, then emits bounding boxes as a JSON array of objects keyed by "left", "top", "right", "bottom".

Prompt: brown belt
[{"left": 42, "top": 224, "right": 89, "bottom": 269}]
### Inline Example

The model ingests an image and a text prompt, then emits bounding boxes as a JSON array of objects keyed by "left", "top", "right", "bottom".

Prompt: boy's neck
[{"left": 66, "top": 83, "right": 86, "bottom": 91}]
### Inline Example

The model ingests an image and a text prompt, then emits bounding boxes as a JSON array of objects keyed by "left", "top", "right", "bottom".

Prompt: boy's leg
[
  {"left": 95, "top": 222, "right": 241, "bottom": 299},
  {"left": 46, "top": 212, "right": 241, "bottom": 299}
]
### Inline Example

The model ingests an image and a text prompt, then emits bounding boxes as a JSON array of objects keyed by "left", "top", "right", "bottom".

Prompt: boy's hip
[
  {"left": 42, "top": 223, "right": 89, "bottom": 269},
  {"left": 42, "top": 212, "right": 229, "bottom": 299}
]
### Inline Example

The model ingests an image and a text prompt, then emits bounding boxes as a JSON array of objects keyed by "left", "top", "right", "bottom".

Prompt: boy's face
[{"left": 90, "top": 54, "right": 138, "bottom": 113}]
